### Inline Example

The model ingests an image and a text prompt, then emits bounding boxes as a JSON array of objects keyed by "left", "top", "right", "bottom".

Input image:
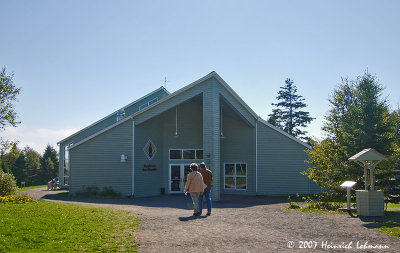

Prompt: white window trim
[
  {"left": 223, "top": 162, "right": 248, "bottom": 190},
  {"left": 169, "top": 148, "right": 204, "bottom": 160}
]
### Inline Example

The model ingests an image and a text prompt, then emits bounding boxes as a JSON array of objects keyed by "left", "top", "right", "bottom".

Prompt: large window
[
  {"left": 63, "top": 143, "right": 73, "bottom": 186},
  {"left": 224, "top": 163, "right": 247, "bottom": 190},
  {"left": 169, "top": 149, "right": 203, "bottom": 160}
]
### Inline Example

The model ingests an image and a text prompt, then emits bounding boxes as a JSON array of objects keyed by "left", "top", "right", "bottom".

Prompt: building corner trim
[{"left": 132, "top": 118, "right": 135, "bottom": 197}]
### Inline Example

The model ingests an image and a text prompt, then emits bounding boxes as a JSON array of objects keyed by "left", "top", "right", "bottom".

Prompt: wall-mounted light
[{"left": 120, "top": 154, "right": 128, "bottom": 162}]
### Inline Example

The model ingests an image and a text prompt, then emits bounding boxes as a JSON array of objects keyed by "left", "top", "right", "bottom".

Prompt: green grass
[
  {"left": 372, "top": 211, "right": 400, "bottom": 238},
  {"left": 0, "top": 201, "right": 140, "bottom": 252},
  {"left": 386, "top": 202, "right": 400, "bottom": 208},
  {"left": 18, "top": 185, "right": 47, "bottom": 191}
]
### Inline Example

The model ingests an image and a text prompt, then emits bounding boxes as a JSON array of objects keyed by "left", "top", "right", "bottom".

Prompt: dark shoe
[
  {"left": 206, "top": 212, "right": 211, "bottom": 216},
  {"left": 194, "top": 212, "right": 201, "bottom": 216}
]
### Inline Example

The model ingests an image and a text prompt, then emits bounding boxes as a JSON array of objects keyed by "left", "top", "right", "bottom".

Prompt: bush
[
  {"left": 79, "top": 186, "right": 99, "bottom": 196},
  {"left": 78, "top": 186, "right": 120, "bottom": 197},
  {"left": 0, "top": 171, "right": 18, "bottom": 196},
  {"left": 287, "top": 202, "right": 300, "bottom": 209},
  {"left": 0, "top": 194, "right": 33, "bottom": 203},
  {"left": 99, "top": 186, "right": 121, "bottom": 197}
]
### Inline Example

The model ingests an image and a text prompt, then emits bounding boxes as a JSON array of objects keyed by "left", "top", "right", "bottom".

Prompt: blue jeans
[{"left": 198, "top": 188, "right": 212, "bottom": 213}]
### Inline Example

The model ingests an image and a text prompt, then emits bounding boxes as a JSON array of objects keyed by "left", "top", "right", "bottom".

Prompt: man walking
[{"left": 198, "top": 162, "right": 213, "bottom": 216}]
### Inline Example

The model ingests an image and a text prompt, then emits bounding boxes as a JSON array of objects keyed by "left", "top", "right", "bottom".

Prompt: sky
[{"left": 1, "top": 0, "right": 399, "bottom": 153}]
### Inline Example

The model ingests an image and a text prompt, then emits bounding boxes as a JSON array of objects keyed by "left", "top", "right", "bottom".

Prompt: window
[
  {"left": 139, "top": 97, "right": 158, "bottom": 110},
  {"left": 169, "top": 150, "right": 182, "bottom": 159},
  {"left": 169, "top": 149, "right": 203, "bottom": 160},
  {"left": 183, "top": 150, "right": 195, "bottom": 159},
  {"left": 63, "top": 143, "right": 73, "bottom": 186},
  {"left": 224, "top": 163, "right": 247, "bottom": 190}
]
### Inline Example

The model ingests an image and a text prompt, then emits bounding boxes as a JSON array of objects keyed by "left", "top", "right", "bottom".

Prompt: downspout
[
  {"left": 256, "top": 116, "right": 259, "bottom": 194},
  {"left": 131, "top": 117, "right": 135, "bottom": 197}
]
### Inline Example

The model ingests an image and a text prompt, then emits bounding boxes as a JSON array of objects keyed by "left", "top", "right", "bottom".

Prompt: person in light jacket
[{"left": 184, "top": 163, "right": 204, "bottom": 216}]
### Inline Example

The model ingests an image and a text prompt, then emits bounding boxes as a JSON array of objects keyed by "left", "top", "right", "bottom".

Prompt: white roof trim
[
  {"left": 258, "top": 117, "right": 311, "bottom": 149},
  {"left": 64, "top": 72, "right": 311, "bottom": 150},
  {"left": 132, "top": 71, "right": 258, "bottom": 119},
  {"left": 69, "top": 116, "right": 133, "bottom": 150},
  {"left": 58, "top": 86, "right": 168, "bottom": 145}
]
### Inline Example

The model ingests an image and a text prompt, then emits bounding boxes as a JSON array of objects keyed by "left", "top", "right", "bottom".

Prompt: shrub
[
  {"left": 0, "top": 171, "right": 18, "bottom": 196},
  {"left": 77, "top": 186, "right": 120, "bottom": 197},
  {"left": 79, "top": 186, "right": 99, "bottom": 196},
  {"left": 287, "top": 202, "right": 300, "bottom": 209},
  {"left": 99, "top": 186, "right": 120, "bottom": 197},
  {"left": 0, "top": 194, "right": 33, "bottom": 203}
]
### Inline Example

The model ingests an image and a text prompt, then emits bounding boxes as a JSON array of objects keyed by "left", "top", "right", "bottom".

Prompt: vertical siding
[
  {"left": 257, "top": 122, "right": 320, "bottom": 195},
  {"left": 69, "top": 120, "right": 133, "bottom": 196}
]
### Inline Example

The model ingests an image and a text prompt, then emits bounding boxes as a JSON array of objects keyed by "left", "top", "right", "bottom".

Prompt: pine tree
[
  {"left": 41, "top": 145, "right": 59, "bottom": 180},
  {"left": 268, "top": 78, "right": 314, "bottom": 138}
]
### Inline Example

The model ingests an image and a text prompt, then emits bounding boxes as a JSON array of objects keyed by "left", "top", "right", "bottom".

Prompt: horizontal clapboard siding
[
  {"left": 69, "top": 120, "right": 133, "bottom": 196},
  {"left": 257, "top": 122, "right": 319, "bottom": 195},
  {"left": 59, "top": 88, "right": 168, "bottom": 185},
  {"left": 134, "top": 97, "right": 203, "bottom": 197}
]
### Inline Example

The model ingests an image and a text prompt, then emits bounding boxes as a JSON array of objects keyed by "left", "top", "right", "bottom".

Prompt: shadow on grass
[{"left": 361, "top": 211, "right": 400, "bottom": 229}]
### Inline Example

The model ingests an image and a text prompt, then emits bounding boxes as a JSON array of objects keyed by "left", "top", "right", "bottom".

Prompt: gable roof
[
  {"left": 68, "top": 71, "right": 310, "bottom": 149},
  {"left": 58, "top": 86, "right": 169, "bottom": 145}
]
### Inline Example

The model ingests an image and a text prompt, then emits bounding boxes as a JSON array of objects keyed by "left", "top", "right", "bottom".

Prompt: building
[{"left": 58, "top": 72, "right": 319, "bottom": 200}]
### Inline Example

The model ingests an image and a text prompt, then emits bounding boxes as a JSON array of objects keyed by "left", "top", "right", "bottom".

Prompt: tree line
[{"left": 0, "top": 143, "right": 59, "bottom": 187}]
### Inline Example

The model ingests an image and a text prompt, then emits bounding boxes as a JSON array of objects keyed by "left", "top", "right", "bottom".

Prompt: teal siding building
[{"left": 58, "top": 72, "right": 319, "bottom": 200}]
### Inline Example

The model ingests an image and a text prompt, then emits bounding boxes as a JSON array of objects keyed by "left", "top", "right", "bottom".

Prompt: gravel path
[{"left": 23, "top": 188, "right": 400, "bottom": 252}]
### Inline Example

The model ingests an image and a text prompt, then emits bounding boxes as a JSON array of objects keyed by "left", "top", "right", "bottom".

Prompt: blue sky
[{"left": 1, "top": 0, "right": 399, "bottom": 153}]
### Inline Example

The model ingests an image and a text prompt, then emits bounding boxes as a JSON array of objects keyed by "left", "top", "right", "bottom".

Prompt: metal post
[
  {"left": 347, "top": 187, "right": 351, "bottom": 210},
  {"left": 364, "top": 168, "right": 368, "bottom": 190},
  {"left": 370, "top": 168, "right": 374, "bottom": 190}
]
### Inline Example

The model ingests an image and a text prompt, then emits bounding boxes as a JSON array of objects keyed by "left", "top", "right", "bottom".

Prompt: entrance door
[{"left": 169, "top": 164, "right": 191, "bottom": 193}]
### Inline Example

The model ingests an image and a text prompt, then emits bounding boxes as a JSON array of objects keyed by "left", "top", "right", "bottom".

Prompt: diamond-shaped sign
[{"left": 143, "top": 139, "right": 156, "bottom": 160}]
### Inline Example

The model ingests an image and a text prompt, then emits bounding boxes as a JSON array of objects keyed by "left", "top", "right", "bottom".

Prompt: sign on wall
[{"left": 143, "top": 139, "right": 157, "bottom": 160}]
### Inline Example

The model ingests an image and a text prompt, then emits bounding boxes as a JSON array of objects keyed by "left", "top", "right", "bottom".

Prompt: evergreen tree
[
  {"left": 41, "top": 145, "right": 59, "bottom": 180},
  {"left": 304, "top": 72, "right": 400, "bottom": 192},
  {"left": 268, "top": 78, "right": 314, "bottom": 139},
  {"left": 12, "top": 152, "right": 27, "bottom": 185},
  {"left": 24, "top": 147, "right": 41, "bottom": 185},
  {"left": 40, "top": 144, "right": 59, "bottom": 179}
]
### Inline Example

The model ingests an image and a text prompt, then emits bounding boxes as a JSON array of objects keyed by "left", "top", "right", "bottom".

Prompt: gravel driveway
[{"left": 23, "top": 188, "right": 400, "bottom": 252}]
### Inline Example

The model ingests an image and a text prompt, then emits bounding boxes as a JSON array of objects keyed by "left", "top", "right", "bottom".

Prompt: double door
[{"left": 169, "top": 164, "right": 191, "bottom": 193}]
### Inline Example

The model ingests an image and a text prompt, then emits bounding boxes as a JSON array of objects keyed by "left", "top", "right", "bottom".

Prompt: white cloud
[{"left": 1, "top": 126, "right": 78, "bottom": 153}]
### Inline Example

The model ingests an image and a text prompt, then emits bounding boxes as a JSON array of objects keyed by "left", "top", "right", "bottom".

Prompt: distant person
[
  {"left": 47, "top": 178, "right": 56, "bottom": 191},
  {"left": 184, "top": 163, "right": 204, "bottom": 216},
  {"left": 198, "top": 162, "right": 213, "bottom": 216}
]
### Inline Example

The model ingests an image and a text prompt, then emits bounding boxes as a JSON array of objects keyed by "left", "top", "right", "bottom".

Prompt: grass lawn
[
  {"left": 372, "top": 211, "right": 400, "bottom": 238},
  {"left": 0, "top": 201, "right": 140, "bottom": 252},
  {"left": 18, "top": 185, "right": 47, "bottom": 191}
]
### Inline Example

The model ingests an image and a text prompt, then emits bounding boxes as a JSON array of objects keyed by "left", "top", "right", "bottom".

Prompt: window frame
[
  {"left": 223, "top": 162, "right": 247, "bottom": 190},
  {"left": 169, "top": 148, "right": 204, "bottom": 160}
]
